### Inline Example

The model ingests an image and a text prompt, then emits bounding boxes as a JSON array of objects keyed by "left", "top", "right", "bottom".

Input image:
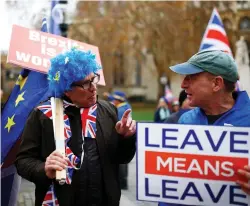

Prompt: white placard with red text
[
  {"left": 137, "top": 123, "right": 250, "bottom": 206},
  {"left": 7, "top": 24, "right": 105, "bottom": 85}
]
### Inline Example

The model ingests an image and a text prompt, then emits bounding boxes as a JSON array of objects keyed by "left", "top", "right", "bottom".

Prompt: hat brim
[
  {"left": 112, "top": 94, "right": 125, "bottom": 102},
  {"left": 170, "top": 62, "right": 203, "bottom": 75}
]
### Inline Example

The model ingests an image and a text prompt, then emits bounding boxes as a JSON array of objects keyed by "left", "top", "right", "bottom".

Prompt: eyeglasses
[{"left": 72, "top": 73, "right": 100, "bottom": 90}]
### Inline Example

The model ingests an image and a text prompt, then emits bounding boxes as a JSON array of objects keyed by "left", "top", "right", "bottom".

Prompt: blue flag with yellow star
[{"left": 1, "top": 18, "right": 50, "bottom": 164}]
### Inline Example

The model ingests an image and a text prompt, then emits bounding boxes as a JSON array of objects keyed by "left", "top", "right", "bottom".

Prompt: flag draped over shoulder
[
  {"left": 199, "top": 8, "right": 232, "bottom": 55},
  {"left": 1, "top": 18, "right": 50, "bottom": 206}
]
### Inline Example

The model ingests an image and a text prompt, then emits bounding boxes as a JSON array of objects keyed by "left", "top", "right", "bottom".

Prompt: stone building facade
[
  {"left": 68, "top": 1, "right": 250, "bottom": 101},
  {"left": 1, "top": 1, "right": 250, "bottom": 101}
]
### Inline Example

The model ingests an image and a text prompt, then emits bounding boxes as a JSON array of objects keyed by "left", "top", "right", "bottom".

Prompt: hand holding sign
[
  {"left": 237, "top": 165, "right": 250, "bottom": 195},
  {"left": 115, "top": 109, "right": 136, "bottom": 137},
  {"left": 45, "top": 150, "right": 68, "bottom": 179}
]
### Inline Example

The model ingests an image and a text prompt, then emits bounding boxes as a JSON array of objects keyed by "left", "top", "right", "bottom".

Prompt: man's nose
[
  {"left": 89, "top": 82, "right": 97, "bottom": 92},
  {"left": 181, "top": 76, "right": 189, "bottom": 89}
]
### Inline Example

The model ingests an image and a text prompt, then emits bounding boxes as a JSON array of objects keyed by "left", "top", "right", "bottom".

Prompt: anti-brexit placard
[
  {"left": 137, "top": 123, "right": 250, "bottom": 206},
  {"left": 7, "top": 25, "right": 105, "bottom": 85}
]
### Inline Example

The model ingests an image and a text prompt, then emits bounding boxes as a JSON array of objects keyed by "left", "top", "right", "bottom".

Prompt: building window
[
  {"left": 239, "top": 16, "right": 250, "bottom": 30},
  {"left": 114, "top": 67, "right": 125, "bottom": 86},
  {"left": 5, "top": 70, "right": 20, "bottom": 81},
  {"left": 113, "top": 51, "right": 124, "bottom": 86},
  {"left": 223, "top": 19, "right": 233, "bottom": 30},
  {"left": 237, "top": 1, "right": 250, "bottom": 9}
]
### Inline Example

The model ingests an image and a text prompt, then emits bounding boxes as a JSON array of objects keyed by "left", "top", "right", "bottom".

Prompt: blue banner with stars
[{"left": 1, "top": 18, "right": 50, "bottom": 164}]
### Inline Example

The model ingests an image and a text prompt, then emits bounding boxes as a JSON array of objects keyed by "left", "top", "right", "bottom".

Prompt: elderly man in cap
[
  {"left": 159, "top": 49, "right": 250, "bottom": 206},
  {"left": 15, "top": 48, "right": 136, "bottom": 206}
]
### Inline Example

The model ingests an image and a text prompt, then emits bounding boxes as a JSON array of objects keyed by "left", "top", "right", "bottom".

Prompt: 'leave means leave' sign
[{"left": 137, "top": 123, "right": 250, "bottom": 206}]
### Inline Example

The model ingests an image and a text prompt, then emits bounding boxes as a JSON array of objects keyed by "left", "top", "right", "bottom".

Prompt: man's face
[
  {"left": 65, "top": 73, "right": 98, "bottom": 108},
  {"left": 181, "top": 72, "right": 214, "bottom": 108}
]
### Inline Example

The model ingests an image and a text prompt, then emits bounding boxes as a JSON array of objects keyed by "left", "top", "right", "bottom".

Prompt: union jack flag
[
  {"left": 38, "top": 101, "right": 72, "bottom": 140},
  {"left": 65, "top": 146, "right": 80, "bottom": 184},
  {"left": 64, "top": 115, "right": 72, "bottom": 139},
  {"left": 199, "top": 8, "right": 232, "bottom": 55},
  {"left": 42, "top": 185, "right": 59, "bottom": 206},
  {"left": 199, "top": 8, "right": 241, "bottom": 90},
  {"left": 37, "top": 101, "right": 81, "bottom": 204},
  {"left": 80, "top": 104, "right": 97, "bottom": 139},
  {"left": 38, "top": 104, "right": 53, "bottom": 119}
]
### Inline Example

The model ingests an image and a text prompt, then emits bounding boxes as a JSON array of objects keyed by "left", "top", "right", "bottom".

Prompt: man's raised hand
[{"left": 115, "top": 109, "right": 136, "bottom": 137}]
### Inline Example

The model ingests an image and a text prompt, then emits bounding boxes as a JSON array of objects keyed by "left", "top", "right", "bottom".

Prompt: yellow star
[
  {"left": 15, "top": 91, "right": 25, "bottom": 107},
  {"left": 5, "top": 114, "right": 16, "bottom": 133},
  {"left": 53, "top": 71, "right": 60, "bottom": 82},
  {"left": 16, "top": 74, "right": 28, "bottom": 90}
]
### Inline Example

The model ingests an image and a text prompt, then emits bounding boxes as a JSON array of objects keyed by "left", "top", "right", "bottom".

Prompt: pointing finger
[
  {"left": 115, "top": 121, "right": 122, "bottom": 131},
  {"left": 121, "top": 109, "right": 131, "bottom": 124},
  {"left": 126, "top": 117, "right": 132, "bottom": 127}
]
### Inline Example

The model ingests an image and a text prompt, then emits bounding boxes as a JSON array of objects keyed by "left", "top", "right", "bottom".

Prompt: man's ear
[{"left": 213, "top": 76, "right": 223, "bottom": 92}]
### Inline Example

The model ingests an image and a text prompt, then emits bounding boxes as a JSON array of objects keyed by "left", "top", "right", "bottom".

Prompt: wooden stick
[{"left": 51, "top": 97, "right": 66, "bottom": 185}]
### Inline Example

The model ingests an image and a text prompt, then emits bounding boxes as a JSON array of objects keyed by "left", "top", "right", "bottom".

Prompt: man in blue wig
[{"left": 15, "top": 48, "right": 136, "bottom": 206}]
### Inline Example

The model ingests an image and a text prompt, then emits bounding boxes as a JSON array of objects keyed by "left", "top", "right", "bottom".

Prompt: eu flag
[
  {"left": 1, "top": 18, "right": 50, "bottom": 164},
  {"left": 1, "top": 18, "right": 50, "bottom": 206}
]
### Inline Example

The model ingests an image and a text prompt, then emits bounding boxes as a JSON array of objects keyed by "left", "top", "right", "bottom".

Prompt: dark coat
[
  {"left": 15, "top": 100, "right": 136, "bottom": 206},
  {"left": 154, "top": 107, "right": 170, "bottom": 123}
]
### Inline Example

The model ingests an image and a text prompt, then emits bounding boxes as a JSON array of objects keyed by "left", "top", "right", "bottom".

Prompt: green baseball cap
[{"left": 170, "top": 50, "right": 239, "bottom": 83}]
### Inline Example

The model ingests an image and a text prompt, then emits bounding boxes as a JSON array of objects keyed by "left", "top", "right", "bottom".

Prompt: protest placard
[
  {"left": 7, "top": 24, "right": 105, "bottom": 85},
  {"left": 137, "top": 123, "right": 250, "bottom": 206}
]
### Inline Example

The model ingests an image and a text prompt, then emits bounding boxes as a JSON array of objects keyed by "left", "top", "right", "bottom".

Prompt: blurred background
[
  {"left": 1, "top": 1, "right": 250, "bottom": 122},
  {"left": 1, "top": 1, "right": 250, "bottom": 205}
]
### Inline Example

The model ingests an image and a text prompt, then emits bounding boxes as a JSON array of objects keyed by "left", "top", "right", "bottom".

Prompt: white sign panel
[{"left": 137, "top": 123, "right": 250, "bottom": 206}]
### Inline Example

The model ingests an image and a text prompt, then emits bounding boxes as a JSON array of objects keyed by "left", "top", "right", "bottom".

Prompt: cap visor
[{"left": 169, "top": 62, "right": 203, "bottom": 75}]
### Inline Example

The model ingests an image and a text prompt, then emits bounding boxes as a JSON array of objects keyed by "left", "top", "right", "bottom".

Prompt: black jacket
[{"left": 15, "top": 100, "right": 136, "bottom": 206}]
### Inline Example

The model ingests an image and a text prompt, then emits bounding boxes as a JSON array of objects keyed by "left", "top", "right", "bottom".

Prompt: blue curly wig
[{"left": 48, "top": 48, "right": 101, "bottom": 97}]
